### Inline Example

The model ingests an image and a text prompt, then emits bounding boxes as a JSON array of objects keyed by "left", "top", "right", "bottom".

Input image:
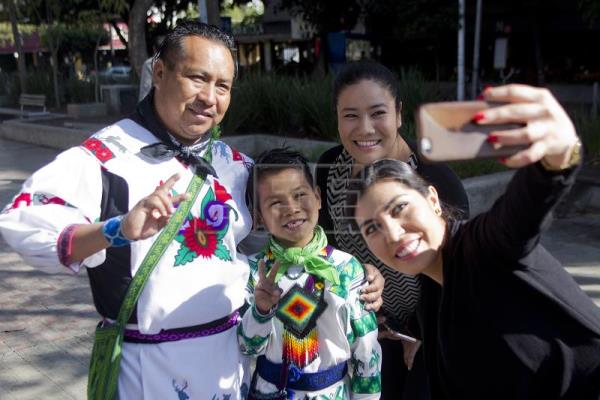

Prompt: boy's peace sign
[{"left": 254, "top": 260, "right": 283, "bottom": 315}]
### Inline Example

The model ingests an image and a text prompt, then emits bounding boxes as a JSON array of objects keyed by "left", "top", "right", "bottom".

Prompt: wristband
[
  {"left": 252, "top": 302, "right": 277, "bottom": 323},
  {"left": 102, "top": 215, "right": 132, "bottom": 247}
]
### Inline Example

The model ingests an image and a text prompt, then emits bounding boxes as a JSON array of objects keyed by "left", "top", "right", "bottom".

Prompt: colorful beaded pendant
[{"left": 276, "top": 283, "right": 327, "bottom": 368}]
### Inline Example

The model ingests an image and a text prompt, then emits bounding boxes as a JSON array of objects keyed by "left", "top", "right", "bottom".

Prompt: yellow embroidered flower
[{"left": 315, "top": 282, "right": 325, "bottom": 290}]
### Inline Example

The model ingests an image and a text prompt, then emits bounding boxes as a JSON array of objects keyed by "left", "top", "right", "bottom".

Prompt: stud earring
[{"left": 435, "top": 208, "right": 442, "bottom": 216}]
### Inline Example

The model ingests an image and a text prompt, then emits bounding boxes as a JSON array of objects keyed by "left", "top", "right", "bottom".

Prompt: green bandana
[{"left": 268, "top": 225, "right": 340, "bottom": 285}]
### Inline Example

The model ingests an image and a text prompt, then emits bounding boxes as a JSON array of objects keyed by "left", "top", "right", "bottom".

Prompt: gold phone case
[{"left": 416, "top": 101, "right": 527, "bottom": 162}]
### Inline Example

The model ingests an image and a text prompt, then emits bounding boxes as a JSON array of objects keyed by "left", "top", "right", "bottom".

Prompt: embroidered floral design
[
  {"left": 213, "top": 141, "right": 230, "bottom": 160},
  {"left": 214, "top": 180, "right": 232, "bottom": 202},
  {"left": 82, "top": 138, "right": 115, "bottom": 163},
  {"left": 172, "top": 379, "right": 190, "bottom": 400},
  {"left": 180, "top": 218, "right": 218, "bottom": 260},
  {"left": 10, "top": 192, "right": 31, "bottom": 209},
  {"left": 231, "top": 148, "right": 243, "bottom": 162},
  {"left": 4, "top": 191, "right": 75, "bottom": 214},
  {"left": 174, "top": 179, "right": 238, "bottom": 266},
  {"left": 33, "top": 192, "right": 66, "bottom": 206}
]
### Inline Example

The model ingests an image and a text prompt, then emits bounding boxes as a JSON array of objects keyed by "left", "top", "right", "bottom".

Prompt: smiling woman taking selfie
[
  {"left": 348, "top": 84, "right": 600, "bottom": 399},
  {"left": 316, "top": 60, "right": 469, "bottom": 400}
]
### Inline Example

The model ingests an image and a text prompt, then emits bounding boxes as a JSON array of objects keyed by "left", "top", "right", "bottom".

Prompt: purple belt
[{"left": 123, "top": 311, "right": 240, "bottom": 344}]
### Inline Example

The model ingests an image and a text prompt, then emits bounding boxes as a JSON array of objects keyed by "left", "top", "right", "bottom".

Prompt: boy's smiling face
[{"left": 257, "top": 168, "right": 321, "bottom": 248}]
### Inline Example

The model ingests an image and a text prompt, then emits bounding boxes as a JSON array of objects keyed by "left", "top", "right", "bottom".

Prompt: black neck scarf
[{"left": 132, "top": 89, "right": 217, "bottom": 178}]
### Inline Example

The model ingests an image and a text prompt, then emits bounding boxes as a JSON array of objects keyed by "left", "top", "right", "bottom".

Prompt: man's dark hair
[
  {"left": 333, "top": 60, "right": 402, "bottom": 112},
  {"left": 246, "top": 147, "right": 314, "bottom": 217},
  {"left": 155, "top": 19, "right": 237, "bottom": 76}
]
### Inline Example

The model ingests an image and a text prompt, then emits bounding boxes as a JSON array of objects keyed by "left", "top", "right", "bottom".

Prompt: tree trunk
[
  {"left": 128, "top": 0, "right": 153, "bottom": 77},
  {"left": 94, "top": 36, "right": 101, "bottom": 103},
  {"left": 207, "top": 0, "right": 221, "bottom": 27},
  {"left": 6, "top": 0, "right": 27, "bottom": 93},
  {"left": 50, "top": 47, "right": 61, "bottom": 108}
]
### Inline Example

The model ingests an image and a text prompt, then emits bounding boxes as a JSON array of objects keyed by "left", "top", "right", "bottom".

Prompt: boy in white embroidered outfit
[
  {"left": 239, "top": 148, "right": 381, "bottom": 399},
  {"left": 0, "top": 21, "right": 253, "bottom": 399}
]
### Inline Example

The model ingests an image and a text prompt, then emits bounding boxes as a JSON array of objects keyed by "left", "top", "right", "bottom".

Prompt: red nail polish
[
  {"left": 476, "top": 94, "right": 485, "bottom": 100},
  {"left": 487, "top": 135, "right": 498, "bottom": 143},
  {"left": 472, "top": 112, "right": 485, "bottom": 122},
  {"left": 498, "top": 157, "right": 507, "bottom": 163}
]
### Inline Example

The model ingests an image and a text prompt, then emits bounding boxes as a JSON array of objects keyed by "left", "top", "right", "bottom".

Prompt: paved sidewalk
[
  {"left": 0, "top": 139, "right": 95, "bottom": 399},
  {"left": 0, "top": 138, "right": 599, "bottom": 399}
]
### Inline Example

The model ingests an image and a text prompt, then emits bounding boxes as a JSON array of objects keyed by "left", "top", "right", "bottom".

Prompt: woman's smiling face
[
  {"left": 336, "top": 79, "right": 404, "bottom": 166},
  {"left": 354, "top": 179, "right": 446, "bottom": 278}
]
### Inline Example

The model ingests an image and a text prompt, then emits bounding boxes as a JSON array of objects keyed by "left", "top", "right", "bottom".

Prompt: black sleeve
[
  {"left": 467, "top": 162, "right": 579, "bottom": 262},
  {"left": 417, "top": 161, "right": 471, "bottom": 219},
  {"left": 315, "top": 145, "right": 343, "bottom": 247}
]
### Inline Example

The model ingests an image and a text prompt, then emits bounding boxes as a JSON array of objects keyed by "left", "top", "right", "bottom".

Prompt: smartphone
[
  {"left": 416, "top": 101, "right": 527, "bottom": 162},
  {"left": 381, "top": 322, "right": 418, "bottom": 342}
]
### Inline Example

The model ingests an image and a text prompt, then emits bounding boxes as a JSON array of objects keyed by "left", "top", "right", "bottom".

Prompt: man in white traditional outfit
[
  {"left": 0, "top": 21, "right": 252, "bottom": 399},
  {"left": 0, "top": 20, "right": 384, "bottom": 400}
]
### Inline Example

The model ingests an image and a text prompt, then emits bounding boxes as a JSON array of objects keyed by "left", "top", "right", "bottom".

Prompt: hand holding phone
[{"left": 416, "top": 101, "right": 527, "bottom": 162}]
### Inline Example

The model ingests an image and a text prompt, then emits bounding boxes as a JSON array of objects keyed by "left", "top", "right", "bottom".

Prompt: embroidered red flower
[
  {"left": 232, "top": 148, "right": 243, "bottom": 162},
  {"left": 182, "top": 218, "right": 218, "bottom": 259},
  {"left": 11, "top": 192, "right": 31, "bottom": 209},
  {"left": 95, "top": 147, "right": 115, "bottom": 163},
  {"left": 214, "top": 180, "right": 232, "bottom": 203},
  {"left": 82, "top": 138, "right": 102, "bottom": 151}
]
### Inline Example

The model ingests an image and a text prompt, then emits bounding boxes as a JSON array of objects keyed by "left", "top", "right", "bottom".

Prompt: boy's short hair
[{"left": 245, "top": 147, "right": 314, "bottom": 217}]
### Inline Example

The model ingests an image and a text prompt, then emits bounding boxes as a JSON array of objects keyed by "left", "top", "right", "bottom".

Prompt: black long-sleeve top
[
  {"left": 421, "top": 162, "right": 600, "bottom": 399},
  {"left": 316, "top": 143, "right": 469, "bottom": 330}
]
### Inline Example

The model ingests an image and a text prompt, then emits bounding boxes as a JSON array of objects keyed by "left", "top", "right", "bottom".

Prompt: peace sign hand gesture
[
  {"left": 254, "top": 260, "right": 283, "bottom": 315},
  {"left": 121, "top": 173, "right": 190, "bottom": 241}
]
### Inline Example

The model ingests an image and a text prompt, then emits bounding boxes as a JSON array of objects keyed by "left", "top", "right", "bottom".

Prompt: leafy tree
[
  {"left": 26, "top": 0, "right": 109, "bottom": 106},
  {"left": 276, "top": 0, "right": 361, "bottom": 33},
  {"left": 578, "top": 0, "right": 600, "bottom": 26},
  {"left": 3, "top": 0, "right": 27, "bottom": 92},
  {"left": 41, "top": 22, "right": 66, "bottom": 106}
]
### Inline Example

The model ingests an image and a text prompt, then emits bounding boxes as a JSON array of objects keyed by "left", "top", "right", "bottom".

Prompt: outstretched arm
[{"left": 470, "top": 84, "right": 581, "bottom": 260}]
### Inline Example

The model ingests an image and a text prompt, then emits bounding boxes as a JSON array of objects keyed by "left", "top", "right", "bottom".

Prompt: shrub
[
  {"left": 8, "top": 71, "right": 55, "bottom": 105},
  {"left": 222, "top": 74, "right": 296, "bottom": 134},
  {"left": 64, "top": 77, "right": 95, "bottom": 103},
  {"left": 397, "top": 67, "right": 450, "bottom": 140}
]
